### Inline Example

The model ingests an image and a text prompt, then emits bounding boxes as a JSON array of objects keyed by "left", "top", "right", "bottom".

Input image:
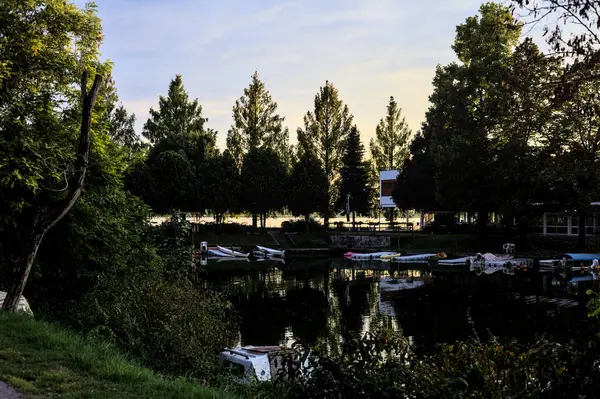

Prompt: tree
[
  {"left": 143, "top": 75, "right": 211, "bottom": 144},
  {"left": 201, "top": 150, "right": 240, "bottom": 225},
  {"left": 240, "top": 147, "right": 287, "bottom": 228},
  {"left": 0, "top": 0, "right": 105, "bottom": 311},
  {"left": 338, "top": 126, "right": 373, "bottom": 228},
  {"left": 429, "top": 2, "right": 522, "bottom": 227},
  {"left": 287, "top": 152, "right": 328, "bottom": 227},
  {"left": 370, "top": 96, "right": 412, "bottom": 172},
  {"left": 226, "top": 71, "right": 289, "bottom": 167},
  {"left": 392, "top": 128, "right": 439, "bottom": 213},
  {"left": 297, "top": 81, "right": 354, "bottom": 228}
]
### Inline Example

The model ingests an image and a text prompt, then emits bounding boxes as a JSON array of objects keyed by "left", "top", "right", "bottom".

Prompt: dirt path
[{"left": 0, "top": 381, "right": 23, "bottom": 398}]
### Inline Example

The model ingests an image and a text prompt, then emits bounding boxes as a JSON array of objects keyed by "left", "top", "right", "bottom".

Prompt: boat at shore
[
  {"left": 254, "top": 245, "right": 285, "bottom": 258},
  {"left": 343, "top": 251, "right": 398, "bottom": 261},
  {"left": 215, "top": 245, "right": 250, "bottom": 258}
]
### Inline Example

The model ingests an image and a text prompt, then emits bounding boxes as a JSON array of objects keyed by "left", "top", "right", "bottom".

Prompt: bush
[
  {"left": 75, "top": 271, "right": 237, "bottom": 384},
  {"left": 281, "top": 218, "right": 324, "bottom": 232}
]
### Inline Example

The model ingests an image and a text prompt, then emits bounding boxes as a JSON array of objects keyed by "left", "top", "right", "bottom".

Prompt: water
[{"left": 200, "top": 258, "right": 595, "bottom": 352}]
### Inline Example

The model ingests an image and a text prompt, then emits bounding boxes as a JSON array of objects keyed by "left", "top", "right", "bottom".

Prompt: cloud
[{"left": 81, "top": 0, "right": 524, "bottom": 150}]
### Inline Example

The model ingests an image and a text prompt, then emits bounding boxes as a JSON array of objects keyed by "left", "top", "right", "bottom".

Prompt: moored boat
[
  {"left": 216, "top": 245, "right": 250, "bottom": 258},
  {"left": 343, "top": 251, "right": 397, "bottom": 261}
]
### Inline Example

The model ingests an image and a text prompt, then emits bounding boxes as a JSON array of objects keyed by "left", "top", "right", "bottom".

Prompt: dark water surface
[{"left": 200, "top": 257, "right": 594, "bottom": 351}]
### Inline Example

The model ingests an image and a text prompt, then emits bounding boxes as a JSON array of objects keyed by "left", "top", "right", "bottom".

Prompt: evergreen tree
[
  {"left": 370, "top": 96, "right": 412, "bottom": 172},
  {"left": 143, "top": 75, "right": 209, "bottom": 144},
  {"left": 226, "top": 71, "right": 289, "bottom": 167},
  {"left": 201, "top": 150, "right": 240, "bottom": 226},
  {"left": 338, "top": 126, "right": 373, "bottom": 228},
  {"left": 287, "top": 152, "right": 328, "bottom": 227},
  {"left": 297, "top": 81, "right": 354, "bottom": 227}
]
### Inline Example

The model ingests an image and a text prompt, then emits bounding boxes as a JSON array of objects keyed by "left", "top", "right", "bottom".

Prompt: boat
[
  {"left": 343, "top": 251, "right": 397, "bottom": 261},
  {"left": 0, "top": 291, "right": 33, "bottom": 316},
  {"left": 207, "top": 248, "right": 234, "bottom": 257},
  {"left": 220, "top": 345, "right": 309, "bottom": 383},
  {"left": 380, "top": 253, "right": 403, "bottom": 262},
  {"left": 438, "top": 256, "right": 472, "bottom": 266},
  {"left": 469, "top": 254, "right": 533, "bottom": 276},
  {"left": 216, "top": 245, "right": 250, "bottom": 258},
  {"left": 254, "top": 245, "right": 285, "bottom": 258},
  {"left": 392, "top": 253, "right": 440, "bottom": 263},
  {"left": 539, "top": 253, "right": 600, "bottom": 271}
]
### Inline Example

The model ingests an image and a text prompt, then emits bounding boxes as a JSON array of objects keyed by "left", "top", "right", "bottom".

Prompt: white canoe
[
  {"left": 208, "top": 249, "right": 234, "bottom": 257},
  {"left": 392, "top": 253, "right": 436, "bottom": 263},
  {"left": 344, "top": 251, "right": 397, "bottom": 261},
  {"left": 0, "top": 291, "right": 33, "bottom": 316},
  {"left": 216, "top": 245, "right": 250, "bottom": 258},
  {"left": 256, "top": 245, "right": 285, "bottom": 257},
  {"left": 438, "top": 256, "right": 471, "bottom": 265}
]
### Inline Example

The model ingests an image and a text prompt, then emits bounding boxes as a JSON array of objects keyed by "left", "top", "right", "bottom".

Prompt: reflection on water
[{"left": 200, "top": 258, "right": 593, "bottom": 352}]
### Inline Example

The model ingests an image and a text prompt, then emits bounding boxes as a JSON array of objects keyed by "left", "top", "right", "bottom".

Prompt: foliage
[
  {"left": 0, "top": 0, "right": 104, "bottom": 222},
  {"left": 370, "top": 96, "right": 412, "bottom": 172},
  {"left": 297, "top": 81, "right": 354, "bottom": 226},
  {"left": 240, "top": 147, "right": 287, "bottom": 227},
  {"left": 76, "top": 271, "right": 237, "bottom": 385},
  {"left": 338, "top": 126, "right": 374, "bottom": 219},
  {"left": 0, "top": 312, "right": 237, "bottom": 399},
  {"left": 226, "top": 71, "right": 289, "bottom": 168},
  {"left": 281, "top": 218, "right": 325, "bottom": 233},
  {"left": 142, "top": 74, "right": 214, "bottom": 144},
  {"left": 287, "top": 151, "right": 328, "bottom": 223},
  {"left": 201, "top": 150, "right": 241, "bottom": 224}
]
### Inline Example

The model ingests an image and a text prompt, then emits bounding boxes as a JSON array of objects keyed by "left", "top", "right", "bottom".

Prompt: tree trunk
[
  {"left": 2, "top": 72, "right": 103, "bottom": 313},
  {"left": 252, "top": 214, "right": 257, "bottom": 228},
  {"left": 577, "top": 210, "right": 587, "bottom": 249},
  {"left": 305, "top": 214, "right": 310, "bottom": 232}
]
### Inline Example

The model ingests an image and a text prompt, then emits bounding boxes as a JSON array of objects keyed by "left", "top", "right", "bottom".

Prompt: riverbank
[
  {"left": 0, "top": 312, "right": 236, "bottom": 399},
  {"left": 192, "top": 230, "right": 600, "bottom": 257}
]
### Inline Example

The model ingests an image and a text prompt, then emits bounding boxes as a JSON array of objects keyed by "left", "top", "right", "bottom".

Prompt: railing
[{"left": 329, "top": 221, "right": 414, "bottom": 234}]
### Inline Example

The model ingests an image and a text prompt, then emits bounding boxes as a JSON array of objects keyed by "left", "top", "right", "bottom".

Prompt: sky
[{"left": 78, "top": 0, "right": 550, "bottom": 150}]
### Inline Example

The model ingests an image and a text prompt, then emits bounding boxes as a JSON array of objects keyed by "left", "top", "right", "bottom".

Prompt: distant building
[{"left": 379, "top": 170, "right": 399, "bottom": 209}]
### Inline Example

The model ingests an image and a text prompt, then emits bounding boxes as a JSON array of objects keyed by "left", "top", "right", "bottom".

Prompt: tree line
[
  {"left": 125, "top": 74, "right": 410, "bottom": 228},
  {"left": 392, "top": 2, "right": 600, "bottom": 248}
]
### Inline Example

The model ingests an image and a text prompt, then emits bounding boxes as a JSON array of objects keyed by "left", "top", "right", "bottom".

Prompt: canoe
[
  {"left": 216, "top": 245, "right": 250, "bottom": 258},
  {"left": 207, "top": 249, "right": 234, "bottom": 257},
  {"left": 344, "top": 251, "right": 397, "bottom": 261},
  {"left": 256, "top": 245, "right": 285, "bottom": 257},
  {"left": 392, "top": 253, "right": 437, "bottom": 263}
]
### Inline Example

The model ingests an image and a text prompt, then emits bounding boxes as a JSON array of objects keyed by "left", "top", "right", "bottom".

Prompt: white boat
[
  {"left": 207, "top": 249, "right": 234, "bottom": 257},
  {"left": 216, "top": 245, "right": 250, "bottom": 258},
  {"left": 438, "top": 256, "right": 471, "bottom": 266},
  {"left": 255, "top": 245, "right": 285, "bottom": 257},
  {"left": 344, "top": 251, "right": 397, "bottom": 261},
  {"left": 220, "top": 346, "right": 309, "bottom": 383},
  {"left": 0, "top": 291, "right": 33, "bottom": 316},
  {"left": 392, "top": 253, "right": 437, "bottom": 263}
]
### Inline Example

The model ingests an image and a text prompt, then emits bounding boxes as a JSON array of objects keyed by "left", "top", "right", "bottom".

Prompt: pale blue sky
[{"left": 80, "top": 0, "right": 548, "bottom": 150}]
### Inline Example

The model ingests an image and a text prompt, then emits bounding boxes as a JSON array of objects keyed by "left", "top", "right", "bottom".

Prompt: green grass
[{"left": 0, "top": 312, "right": 237, "bottom": 399}]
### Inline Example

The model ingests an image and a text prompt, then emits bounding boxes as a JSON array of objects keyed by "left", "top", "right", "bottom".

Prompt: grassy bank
[{"left": 0, "top": 312, "right": 236, "bottom": 399}]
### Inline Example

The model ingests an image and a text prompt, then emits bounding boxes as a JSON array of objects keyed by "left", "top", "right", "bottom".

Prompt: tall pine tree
[
  {"left": 143, "top": 74, "right": 211, "bottom": 144},
  {"left": 339, "top": 126, "right": 373, "bottom": 229},
  {"left": 226, "top": 71, "right": 289, "bottom": 168},
  {"left": 297, "top": 81, "right": 354, "bottom": 227},
  {"left": 370, "top": 96, "right": 412, "bottom": 171}
]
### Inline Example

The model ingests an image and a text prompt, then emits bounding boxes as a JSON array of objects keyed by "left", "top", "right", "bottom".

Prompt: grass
[{"left": 0, "top": 311, "right": 237, "bottom": 399}]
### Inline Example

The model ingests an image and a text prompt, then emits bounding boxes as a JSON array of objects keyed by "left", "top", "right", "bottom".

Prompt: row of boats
[
  {"left": 344, "top": 249, "right": 600, "bottom": 277},
  {"left": 196, "top": 244, "right": 285, "bottom": 260}
]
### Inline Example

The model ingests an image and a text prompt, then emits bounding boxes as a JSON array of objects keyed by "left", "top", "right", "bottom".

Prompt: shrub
[
  {"left": 281, "top": 218, "right": 324, "bottom": 232},
  {"left": 75, "top": 271, "right": 237, "bottom": 384}
]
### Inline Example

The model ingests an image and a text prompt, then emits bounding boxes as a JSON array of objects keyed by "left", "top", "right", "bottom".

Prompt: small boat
[
  {"left": 0, "top": 291, "right": 33, "bottom": 316},
  {"left": 392, "top": 253, "right": 440, "bottom": 263},
  {"left": 216, "top": 257, "right": 250, "bottom": 263},
  {"left": 539, "top": 253, "right": 600, "bottom": 270},
  {"left": 216, "top": 245, "right": 250, "bottom": 258},
  {"left": 220, "top": 346, "right": 309, "bottom": 383},
  {"left": 207, "top": 249, "right": 234, "bottom": 257},
  {"left": 438, "top": 256, "right": 472, "bottom": 266},
  {"left": 470, "top": 256, "right": 533, "bottom": 276},
  {"left": 254, "top": 245, "right": 285, "bottom": 258},
  {"left": 343, "top": 251, "right": 397, "bottom": 261}
]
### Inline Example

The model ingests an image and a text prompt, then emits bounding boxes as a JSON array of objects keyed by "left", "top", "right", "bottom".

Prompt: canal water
[{"left": 200, "top": 257, "right": 594, "bottom": 352}]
